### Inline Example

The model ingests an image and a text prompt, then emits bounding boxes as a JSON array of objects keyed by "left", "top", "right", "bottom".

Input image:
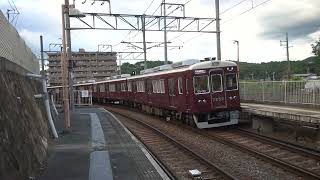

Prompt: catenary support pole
[
  {"left": 65, "top": 0, "right": 74, "bottom": 110},
  {"left": 142, "top": 15, "right": 147, "bottom": 70},
  {"left": 62, "top": 4, "right": 71, "bottom": 129},
  {"left": 286, "top": 32, "right": 290, "bottom": 79},
  {"left": 215, "top": 0, "right": 221, "bottom": 60},
  {"left": 163, "top": 0, "right": 168, "bottom": 64}
]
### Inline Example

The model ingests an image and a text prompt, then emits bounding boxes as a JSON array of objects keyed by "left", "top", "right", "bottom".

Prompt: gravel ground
[
  {"left": 105, "top": 105, "right": 303, "bottom": 180},
  {"left": 241, "top": 124, "right": 320, "bottom": 151}
]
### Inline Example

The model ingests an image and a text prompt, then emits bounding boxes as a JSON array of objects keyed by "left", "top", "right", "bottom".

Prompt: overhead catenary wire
[
  {"left": 220, "top": 0, "right": 250, "bottom": 15},
  {"left": 115, "top": 0, "right": 161, "bottom": 52},
  {"left": 176, "top": 0, "right": 273, "bottom": 46}
]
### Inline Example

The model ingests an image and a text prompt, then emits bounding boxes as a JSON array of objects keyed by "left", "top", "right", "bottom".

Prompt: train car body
[{"left": 49, "top": 60, "right": 241, "bottom": 129}]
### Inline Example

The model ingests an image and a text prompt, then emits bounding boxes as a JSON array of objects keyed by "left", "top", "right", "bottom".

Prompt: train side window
[
  {"left": 211, "top": 74, "right": 223, "bottom": 92},
  {"left": 132, "top": 81, "right": 137, "bottom": 92},
  {"left": 152, "top": 80, "right": 157, "bottom": 93},
  {"left": 116, "top": 83, "right": 121, "bottom": 92},
  {"left": 109, "top": 84, "right": 115, "bottom": 92},
  {"left": 137, "top": 81, "right": 145, "bottom": 92},
  {"left": 100, "top": 84, "right": 105, "bottom": 92},
  {"left": 147, "top": 79, "right": 152, "bottom": 93},
  {"left": 93, "top": 85, "right": 97, "bottom": 92},
  {"left": 168, "top": 78, "right": 175, "bottom": 96},
  {"left": 105, "top": 83, "right": 109, "bottom": 92},
  {"left": 186, "top": 79, "right": 189, "bottom": 94},
  {"left": 178, "top": 77, "right": 183, "bottom": 94},
  {"left": 121, "top": 83, "right": 126, "bottom": 92},
  {"left": 127, "top": 81, "right": 132, "bottom": 92},
  {"left": 226, "top": 74, "right": 238, "bottom": 90},
  {"left": 160, "top": 79, "right": 165, "bottom": 93}
]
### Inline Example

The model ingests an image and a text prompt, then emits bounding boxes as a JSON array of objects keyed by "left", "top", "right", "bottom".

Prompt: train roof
[
  {"left": 126, "top": 60, "right": 236, "bottom": 80},
  {"left": 47, "top": 60, "right": 237, "bottom": 88}
]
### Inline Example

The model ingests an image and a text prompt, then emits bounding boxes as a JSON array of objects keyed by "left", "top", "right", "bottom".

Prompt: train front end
[{"left": 189, "top": 60, "right": 241, "bottom": 128}]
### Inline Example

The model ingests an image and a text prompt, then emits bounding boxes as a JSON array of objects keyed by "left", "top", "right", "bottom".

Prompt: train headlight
[{"left": 197, "top": 99, "right": 207, "bottom": 103}]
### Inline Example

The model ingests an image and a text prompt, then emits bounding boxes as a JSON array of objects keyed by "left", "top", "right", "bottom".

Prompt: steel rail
[
  {"left": 108, "top": 109, "right": 237, "bottom": 180},
  {"left": 203, "top": 129, "right": 320, "bottom": 180}
]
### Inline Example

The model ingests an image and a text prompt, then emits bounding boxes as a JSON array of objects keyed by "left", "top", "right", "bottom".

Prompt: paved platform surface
[
  {"left": 241, "top": 103, "right": 320, "bottom": 125},
  {"left": 38, "top": 107, "right": 166, "bottom": 180}
]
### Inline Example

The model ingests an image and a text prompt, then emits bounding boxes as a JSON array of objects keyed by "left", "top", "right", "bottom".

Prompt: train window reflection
[
  {"left": 226, "top": 74, "right": 238, "bottom": 90},
  {"left": 193, "top": 76, "right": 209, "bottom": 94},
  {"left": 211, "top": 74, "right": 222, "bottom": 92}
]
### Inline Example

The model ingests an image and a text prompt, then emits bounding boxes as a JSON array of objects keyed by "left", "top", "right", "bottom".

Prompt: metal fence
[
  {"left": 239, "top": 80, "right": 320, "bottom": 106},
  {"left": 0, "top": 11, "right": 39, "bottom": 74},
  {"left": 50, "top": 89, "right": 93, "bottom": 107}
]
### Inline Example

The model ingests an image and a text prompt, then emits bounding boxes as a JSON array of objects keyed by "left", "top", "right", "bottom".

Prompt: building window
[{"left": 178, "top": 77, "right": 183, "bottom": 94}]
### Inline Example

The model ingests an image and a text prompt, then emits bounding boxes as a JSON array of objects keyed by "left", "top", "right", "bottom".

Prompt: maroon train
[{"left": 53, "top": 60, "right": 241, "bottom": 128}]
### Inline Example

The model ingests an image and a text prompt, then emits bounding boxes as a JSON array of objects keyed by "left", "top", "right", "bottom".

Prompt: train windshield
[
  {"left": 226, "top": 74, "right": 238, "bottom": 90},
  {"left": 193, "top": 75, "right": 209, "bottom": 94},
  {"left": 211, "top": 74, "right": 223, "bottom": 92}
]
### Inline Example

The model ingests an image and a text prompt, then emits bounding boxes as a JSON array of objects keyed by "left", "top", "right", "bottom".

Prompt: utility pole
[
  {"left": 142, "top": 14, "right": 147, "bottom": 69},
  {"left": 163, "top": 0, "right": 168, "bottom": 64},
  {"left": 233, "top": 40, "right": 239, "bottom": 77},
  {"left": 40, "top": 35, "right": 45, "bottom": 76},
  {"left": 280, "top": 32, "right": 291, "bottom": 79},
  {"left": 64, "top": 0, "right": 74, "bottom": 110},
  {"left": 61, "top": 4, "right": 70, "bottom": 129},
  {"left": 215, "top": 0, "right": 221, "bottom": 60}
]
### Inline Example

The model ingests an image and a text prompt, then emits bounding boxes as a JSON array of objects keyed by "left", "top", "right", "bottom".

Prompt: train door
[
  {"left": 185, "top": 77, "right": 190, "bottom": 110},
  {"left": 210, "top": 69, "right": 227, "bottom": 108},
  {"left": 168, "top": 78, "right": 175, "bottom": 107},
  {"left": 146, "top": 79, "right": 152, "bottom": 103}
]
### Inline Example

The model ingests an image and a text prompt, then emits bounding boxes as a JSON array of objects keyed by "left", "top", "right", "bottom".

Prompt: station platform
[
  {"left": 38, "top": 107, "right": 168, "bottom": 180},
  {"left": 241, "top": 103, "right": 320, "bottom": 126}
]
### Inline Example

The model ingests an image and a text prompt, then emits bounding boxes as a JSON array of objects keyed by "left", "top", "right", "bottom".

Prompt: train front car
[{"left": 189, "top": 60, "right": 240, "bottom": 128}]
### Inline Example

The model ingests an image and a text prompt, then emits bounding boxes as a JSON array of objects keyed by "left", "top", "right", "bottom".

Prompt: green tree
[
  {"left": 120, "top": 60, "right": 172, "bottom": 75},
  {"left": 311, "top": 38, "right": 320, "bottom": 57}
]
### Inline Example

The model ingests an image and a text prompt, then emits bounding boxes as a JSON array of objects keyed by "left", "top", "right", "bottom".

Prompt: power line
[
  {"left": 177, "top": 0, "right": 272, "bottom": 46},
  {"left": 119, "top": 0, "right": 160, "bottom": 49},
  {"left": 144, "top": 0, "right": 157, "bottom": 14},
  {"left": 221, "top": 0, "right": 272, "bottom": 24},
  {"left": 220, "top": 0, "right": 250, "bottom": 15}
]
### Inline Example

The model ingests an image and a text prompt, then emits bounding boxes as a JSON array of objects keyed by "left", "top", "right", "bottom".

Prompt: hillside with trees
[{"left": 120, "top": 39, "right": 320, "bottom": 80}]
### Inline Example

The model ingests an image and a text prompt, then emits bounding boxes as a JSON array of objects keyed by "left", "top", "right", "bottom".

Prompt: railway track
[
  {"left": 105, "top": 105, "right": 316, "bottom": 179},
  {"left": 205, "top": 128, "right": 320, "bottom": 179},
  {"left": 111, "top": 112, "right": 237, "bottom": 180}
]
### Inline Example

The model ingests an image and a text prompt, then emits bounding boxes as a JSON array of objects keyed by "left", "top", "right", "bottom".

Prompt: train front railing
[{"left": 239, "top": 80, "right": 320, "bottom": 106}]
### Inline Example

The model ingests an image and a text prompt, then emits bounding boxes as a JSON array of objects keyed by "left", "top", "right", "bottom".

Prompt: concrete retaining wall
[
  {"left": 0, "top": 57, "right": 49, "bottom": 180},
  {"left": 0, "top": 11, "right": 39, "bottom": 74}
]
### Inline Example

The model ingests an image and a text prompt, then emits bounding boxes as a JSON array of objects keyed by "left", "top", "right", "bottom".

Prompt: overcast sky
[{"left": 1, "top": 0, "right": 319, "bottom": 65}]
